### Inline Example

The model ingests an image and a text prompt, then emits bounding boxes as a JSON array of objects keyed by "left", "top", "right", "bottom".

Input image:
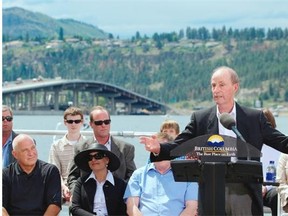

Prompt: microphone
[
  {"left": 219, "top": 113, "right": 250, "bottom": 160},
  {"left": 219, "top": 113, "right": 246, "bottom": 142}
]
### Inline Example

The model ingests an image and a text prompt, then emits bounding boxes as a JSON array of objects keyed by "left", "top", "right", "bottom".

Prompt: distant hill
[
  {"left": 2, "top": 7, "right": 288, "bottom": 108},
  {"left": 3, "top": 7, "right": 108, "bottom": 40}
]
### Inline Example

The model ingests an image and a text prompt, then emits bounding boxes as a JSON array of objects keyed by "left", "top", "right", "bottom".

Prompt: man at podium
[{"left": 140, "top": 66, "right": 288, "bottom": 215}]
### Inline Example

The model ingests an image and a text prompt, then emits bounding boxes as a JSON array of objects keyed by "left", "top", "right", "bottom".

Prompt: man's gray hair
[
  {"left": 2, "top": 105, "right": 13, "bottom": 116},
  {"left": 212, "top": 66, "right": 240, "bottom": 84},
  {"left": 12, "top": 134, "right": 35, "bottom": 150}
]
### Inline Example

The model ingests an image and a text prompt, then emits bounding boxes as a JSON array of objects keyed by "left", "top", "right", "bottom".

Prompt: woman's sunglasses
[{"left": 88, "top": 152, "right": 106, "bottom": 161}]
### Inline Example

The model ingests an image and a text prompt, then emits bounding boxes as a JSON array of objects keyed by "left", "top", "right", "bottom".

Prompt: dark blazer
[
  {"left": 151, "top": 103, "right": 288, "bottom": 215},
  {"left": 69, "top": 174, "right": 127, "bottom": 216},
  {"left": 67, "top": 136, "right": 136, "bottom": 191}
]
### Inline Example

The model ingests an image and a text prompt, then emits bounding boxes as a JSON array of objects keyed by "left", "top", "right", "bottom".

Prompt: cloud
[{"left": 2, "top": 0, "right": 288, "bottom": 38}]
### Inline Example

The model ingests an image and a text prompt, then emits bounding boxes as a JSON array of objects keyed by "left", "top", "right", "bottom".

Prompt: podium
[{"left": 170, "top": 134, "right": 263, "bottom": 215}]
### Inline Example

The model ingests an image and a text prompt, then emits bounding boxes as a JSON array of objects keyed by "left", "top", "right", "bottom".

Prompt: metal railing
[{"left": 14, "top": 129, "right": 156, "bottom": 137}]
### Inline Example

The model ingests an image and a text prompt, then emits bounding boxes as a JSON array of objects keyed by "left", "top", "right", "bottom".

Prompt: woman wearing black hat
[{"left": 69, "top": 143, "right": 127, "bottom": 216}]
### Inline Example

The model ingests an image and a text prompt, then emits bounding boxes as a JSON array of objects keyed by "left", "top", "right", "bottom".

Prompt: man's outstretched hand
[{"left": 139, "top": 135, "right": 161, "bottom": 154}]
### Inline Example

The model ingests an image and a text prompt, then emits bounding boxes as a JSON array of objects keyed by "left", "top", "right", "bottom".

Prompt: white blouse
[{"left": 85, "top": 171, "right": 115, "bottom": 216}]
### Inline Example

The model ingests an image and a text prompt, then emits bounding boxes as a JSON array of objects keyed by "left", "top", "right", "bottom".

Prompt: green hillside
[
  {"left": 2, "top": 7, "right": 108, "bottom": 40},
  {"left": 2, "top": 7, "right": 288, "bottom": 110},
  {"left": 3, "top": 38, "right": 288, "bottom": 108}
]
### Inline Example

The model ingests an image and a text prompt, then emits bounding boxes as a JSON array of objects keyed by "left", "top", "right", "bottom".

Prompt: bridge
[{"left": 2, "top": 78, "right": 168, "bottom": 115}]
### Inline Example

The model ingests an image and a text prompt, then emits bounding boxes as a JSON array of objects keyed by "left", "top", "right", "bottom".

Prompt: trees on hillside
[{"left": 2, "top": 29, "right": 288, "bottom": 105}]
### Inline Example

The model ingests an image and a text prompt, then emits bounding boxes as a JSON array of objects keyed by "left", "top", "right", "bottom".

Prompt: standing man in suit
[
  {"left": 67, "top": 105, "right": 136, "bottom": 191},
  {"left": 140, "top": 66, "right": 288, "bottom": 215},
  {"left": 2, "top": 105, "right": 18, "bottom": 168}
]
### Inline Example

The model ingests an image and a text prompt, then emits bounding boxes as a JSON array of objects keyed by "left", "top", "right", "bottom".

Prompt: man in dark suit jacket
[
  {"left": 2, "top": 105, "right": 18, "bottom": 168},
  {"left": 140, "top": 66, "right": 288, "bottom": 215},
  {"left": 67, "top": 106, "right": 136, "bottom": 191}
]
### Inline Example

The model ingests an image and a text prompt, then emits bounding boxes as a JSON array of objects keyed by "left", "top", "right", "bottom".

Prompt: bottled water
[{"left": 266, "top": 160, "right": 276, "bottom": 182}]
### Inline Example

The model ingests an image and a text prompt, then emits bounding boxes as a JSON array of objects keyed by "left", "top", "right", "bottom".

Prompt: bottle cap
[{"left": 269, "top": 160, "right": 275, "bottom": 164}]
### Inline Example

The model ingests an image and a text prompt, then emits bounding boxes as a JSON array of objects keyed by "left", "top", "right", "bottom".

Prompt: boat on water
[
  {"left": 130, "top": 108, "right": 151, "bottom": 115},
  {"left": 130, "top": 111, "right": 150, "bottom": 115},
  {"left": 272, "top": 111, "right": 279, "bottom": 117}
]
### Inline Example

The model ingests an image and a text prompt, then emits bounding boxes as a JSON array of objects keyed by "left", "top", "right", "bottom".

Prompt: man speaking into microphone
[{"left": 140, "top": 66, "right": 288, "bottom": 216}]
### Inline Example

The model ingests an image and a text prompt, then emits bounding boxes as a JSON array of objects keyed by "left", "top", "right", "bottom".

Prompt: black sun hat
[{"left": 74, "top": 142, "right": 120, "bottom": 172}]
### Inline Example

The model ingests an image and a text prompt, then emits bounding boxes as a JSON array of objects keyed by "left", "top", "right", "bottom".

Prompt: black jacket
[
  {"left": 151, "top": 103, "right": 288, "bottom": 215},
  {"left": 70, "top": 173, "right": 127, "bottom": 216},
  {"left": 68, "top": 136, "right": 136, "bottom": 192}
]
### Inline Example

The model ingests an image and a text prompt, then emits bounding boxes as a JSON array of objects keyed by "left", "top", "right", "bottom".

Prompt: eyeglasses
[
  {"left": 65, "top": 119, "right": 82, "bottom": 124},
  {"left": 88, "top": 153, "right": 106, "bottom": 161},
  {"left": 93, "top": 119, "right": 111, "bottom": 126},
  {"left": 2, "top": 116, "right": 13, "bottom": 122}
]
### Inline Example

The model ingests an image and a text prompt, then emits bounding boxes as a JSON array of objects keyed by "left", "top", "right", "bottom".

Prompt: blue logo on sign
[{"left": 207, "top": 135, "right": 224, "bottom": 147}]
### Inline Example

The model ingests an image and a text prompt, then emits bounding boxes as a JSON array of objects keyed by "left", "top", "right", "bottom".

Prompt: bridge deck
[{"left": 3, "top": 79, "right": 168, "bottom": 115}]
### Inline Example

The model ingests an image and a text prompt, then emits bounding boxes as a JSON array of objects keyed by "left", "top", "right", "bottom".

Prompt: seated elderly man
[{"left": 2, "top": 134, "right": 62, "bottom": 216}]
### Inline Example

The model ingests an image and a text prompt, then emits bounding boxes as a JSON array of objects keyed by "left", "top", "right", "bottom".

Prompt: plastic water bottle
[{"left": 266, "top": 160, "right": 276, "bottom": 182}]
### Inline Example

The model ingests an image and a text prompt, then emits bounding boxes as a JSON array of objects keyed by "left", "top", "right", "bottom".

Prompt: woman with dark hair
[{"left": 70, "top": 143, "right": 127, "bottom": 216}]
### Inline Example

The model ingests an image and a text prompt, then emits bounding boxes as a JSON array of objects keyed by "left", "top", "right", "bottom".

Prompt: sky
[{"left": 2, "top": 0, "right": 288, "bottom": 38}]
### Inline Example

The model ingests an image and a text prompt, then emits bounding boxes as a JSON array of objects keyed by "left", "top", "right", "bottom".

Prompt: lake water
[
  {"left": 13, "top": 114, "right": 191, "bottom": 168},
  {"left": 13, "top": 114, "right": 288, "bottom": 171},
  {"left": 13, "top": 114, "right": 287, "bottom": 215}
]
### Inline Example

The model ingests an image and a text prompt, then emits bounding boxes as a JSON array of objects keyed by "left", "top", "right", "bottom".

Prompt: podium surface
[{"left": 170, "top": 134, "right": 263, "bottom": 215}]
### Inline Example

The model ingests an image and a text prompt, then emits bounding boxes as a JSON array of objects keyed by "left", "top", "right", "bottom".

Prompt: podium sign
[
  {"left": 170, "top": 134, "right": 263, "bottom": 215},
  {"left": 171, "top": 134, "right": 261, "bottom": 161}
]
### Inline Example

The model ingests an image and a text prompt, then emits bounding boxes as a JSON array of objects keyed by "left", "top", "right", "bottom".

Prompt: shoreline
[
  {"left": 14, "top": 110, "right": 64, "bottom": 115},
  {"left": 13, "top": 109, "right": 288, "bottom": 117},
  {"left": 279, "top": 111, "right": 288, "bottom": 117}
]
